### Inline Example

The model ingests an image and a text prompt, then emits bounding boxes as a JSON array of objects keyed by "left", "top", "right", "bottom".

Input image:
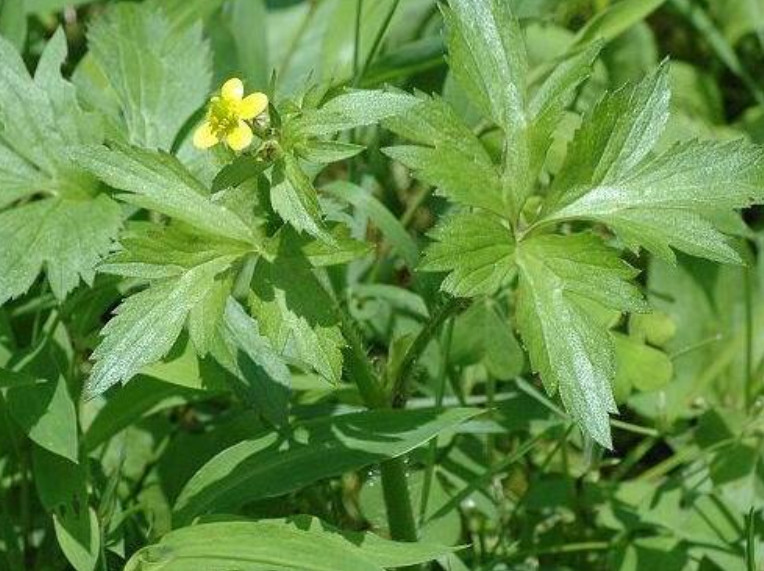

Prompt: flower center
[{"left": 207, "top": 97, "right": 240, "bottom": 138}]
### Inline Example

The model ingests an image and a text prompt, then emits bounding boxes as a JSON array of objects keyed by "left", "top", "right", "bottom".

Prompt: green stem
[
  {"left": 338, "top": 305, "right": 420, "bottom": 562},
  {"left": 391, "top": 298, "right": 467, "bottom": 408},
  {"left": 744, "top": 265, "right": 755, "bottom": 411},
  {"left": 380, "top": 457, "right": 419, "bottom": 543},
  {"left": 357, "top": 0, "right": 401, "bottom": 84},
  {"left": 418, "top": 318, "right": 454, "bottom": 525}
]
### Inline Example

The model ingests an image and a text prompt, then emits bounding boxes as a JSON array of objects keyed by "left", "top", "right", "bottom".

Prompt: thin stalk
[
  {"left": 390, "top": 298, "right": 467, "bottom": 408},
  {"left": 353, "top": 0, "right": 364, "bottom": 80},
  {"left": 745, "top": 266, "right": 755, "bottom": 411},
  {"left": 612, "top": 436, "right": 657, "bottom": 481},
  {"left": 357, "top": 0, "right": 401, "bottom": 85},
  {"left": 424, "top": 428, "right": 551, "bottom": 526},
  {"left": 747, "top": 507, "right": 757, "bottom": 571},
  {"left": 418, "top": 318, "right": 454, "bottom": 525}
]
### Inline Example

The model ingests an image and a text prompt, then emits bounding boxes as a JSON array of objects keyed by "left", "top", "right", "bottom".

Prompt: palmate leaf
[
  {"left": 0, "top": 30, "right": 121, "bottom": 304},
  {"left": 541, "top": 64, "right": 764, "bottom": 263},
  {"left": 515, "top": 233, "right": 647, "bottom": 448},
  {"left": 87, "top": 3, "right": 211, "bottom": 150},
  {"left": 387, "top": 1, "right": 601, "bottom": 218}
]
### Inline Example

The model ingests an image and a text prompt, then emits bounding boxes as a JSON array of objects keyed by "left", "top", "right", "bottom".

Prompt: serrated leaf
[
  {"left": 249, "top": 235, "right": 344, "bottom": 384},
  {"left": 100, "top": 222, "right": 252, "bottom": 281},
  {"left": 529, "top": 42, "right": 602, "bottom": 176},
  {"left": 174, "top": 407, "right": 480, "bottom": 524},
  {"left": 515, "top": 233, "right": 646, "bottom": 448},
  {"left": 542, "top": 65, "right": 764, "bottom": 263},
  {"left": 0, "top": 31, "right": 120, "bottom": 302},
  {"left": 74, "top": 143, "right": 256, "bottom": 245},
  {"left": 88, "top": 3, "right": 211, "bottom": 150},
  {"left": 290, "top": 89, "right": 419, "bottom": 136},
  {"left": 210, "top": 299, "right": 291, "bottom": 427},
  {"left": 421, "top": 212, "right": 515, "bottom": 298},
  {"left": 127, "top": 516, "right": 452, "bottom": 571},
  {"left": 87, "top": 256, "right": 236, "bottom": 397},
  {"left": 383, "top": 97, "right": 506, "bottom": 216},
  {"left": 265, "top": 226, "right": 372, "bottom": 268},
  {"left": 443, "top": 0, "right": 527, "bottom": 135},
  {"left": 0, "top": 196, "right": 122, "bottom": 304},
  {"left": 271, "top": 153, "right": 331, "bottom": 241}
]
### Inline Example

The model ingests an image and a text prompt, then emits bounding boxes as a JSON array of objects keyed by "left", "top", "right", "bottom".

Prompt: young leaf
[
  {"left": 289, "top": 89, "right": 419, "bottom": 137},
  {"left": 420, "top": 212, "right": 515, "bottom": 298},
  {"left": 87, "top": 256, "right": 236, "bottom": 397},
  {"left": 74, "top": 143, "right": 256, "bottom": 245},
  {"left": 88, "top": 3, "right": 211, "bottom": 150},
  {"left": 515, "top": 233, "right": 646, "bottom": 448},
  {"left": 542, "top": 64, "right": 764, "bottom": 263},
  {"left": 249, "top": 235, "right": 344, "bottom": 384},
  {"left": 174, "top": 407, "right": 480, "bottom": 524}
]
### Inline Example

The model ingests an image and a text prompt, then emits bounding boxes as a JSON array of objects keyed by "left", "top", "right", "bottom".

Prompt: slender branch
[{"left": 390, "top": 298, "right": 469, "bottom": 408}]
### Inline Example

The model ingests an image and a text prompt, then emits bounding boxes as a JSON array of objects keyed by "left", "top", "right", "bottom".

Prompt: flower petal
[
  {"left": 221, "top": 78, "right": 244, "bottom": 101},
  {"left": 226, "top": 121, "right": 253, "bottom": 151},
  {"left": 193, "top": 122, "right": 219, "bottom": 149},
  {"left": 239, "top": 92, "right": 269, "bottom": 120}
]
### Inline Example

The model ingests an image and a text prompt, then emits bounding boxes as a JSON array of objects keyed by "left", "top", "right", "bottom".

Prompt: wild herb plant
[{"left": 0, "top": 0, "right": 762, "bottom": 570}]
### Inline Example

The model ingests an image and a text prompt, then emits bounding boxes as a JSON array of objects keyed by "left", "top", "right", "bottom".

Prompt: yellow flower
[{"left": 193, "top": 78, "right": 269, "bottom": 152}]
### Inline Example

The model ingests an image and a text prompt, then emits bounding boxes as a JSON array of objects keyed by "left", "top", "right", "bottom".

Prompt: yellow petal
[
  {"left": 226, "top": 121, "right": 253, "bottom": 151},
  {"left": 221, "top": 78, "right": 244, "bottom": 101},
  {"left": 193, "top": 122, "right": 219, "bottom": 149},
  {"left": 238, "top": 92, "right": 269, "bottom": 120}
]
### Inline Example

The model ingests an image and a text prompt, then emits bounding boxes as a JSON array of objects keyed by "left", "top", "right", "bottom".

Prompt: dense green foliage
[{"left": 0, "top": 0, "right": 763, "bottom": 569}]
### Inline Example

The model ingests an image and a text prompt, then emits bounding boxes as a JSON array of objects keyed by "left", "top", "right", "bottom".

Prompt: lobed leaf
[
  {"left": 515, "top": 233, "right": 646, "bottom": 448},
  {"left": 88, "top": 3, "right": 211, "bottom": 150},
  {"left": 86, "top": 256, "right": 237, "bottom": 397},
  {"left": 421, "top": 212, "right": 515, "bottom": 298}
]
